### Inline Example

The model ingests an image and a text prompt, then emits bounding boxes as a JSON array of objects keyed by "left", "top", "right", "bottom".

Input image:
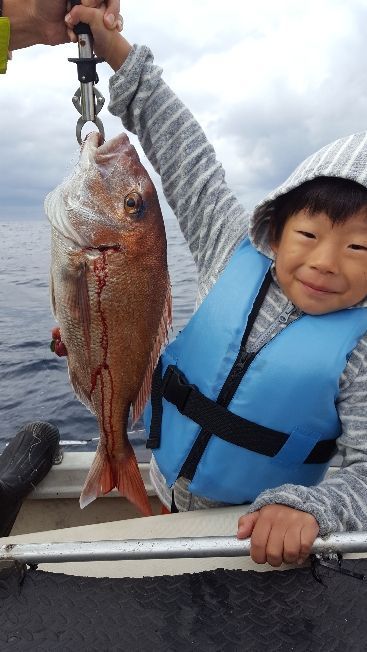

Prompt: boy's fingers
[
  {"left": 66, "top": 5, "right": 102, "bottom": 30},
  {"left": 249, "top": 516, "right": 272, "bottom": 565},
  {"left": 283, "top": 527, "right": 302, "bottom": 564},
  {"left": 237, "top": 511, "right": 259, "bottom": 539},
  {"left": 262, "top": 525, "right": 287, "bottom": 567},
  {"left": 105, "top": 0, "right": 120, "bottom": 18},
  {"left": 298, "top": 522, "right": 319, "bottom": 561},
  {"left": 80, "top": 0, "right": 101, "bottom": 7},
  {"left": 103, "top": 1, "right": 121, "bottom": 29}
]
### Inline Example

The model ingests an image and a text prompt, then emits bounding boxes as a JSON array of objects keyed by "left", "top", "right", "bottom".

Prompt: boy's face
[{"left": 271, "top": 209, "right": 367, "bottom": 315}]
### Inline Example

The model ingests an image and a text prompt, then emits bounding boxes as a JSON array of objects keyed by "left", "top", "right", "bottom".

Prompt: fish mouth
[
  {"left": 81, "top": 131, "right": 137, "bottom": 178},
  {"left": 96, "top": 132, "right": 132, "bottom": 156},
  {"left": 83, "top": 131, "right": 133, "bottom": 155},
  {"left": 80, "top": 131, "right": 102, "bottom": 153}
]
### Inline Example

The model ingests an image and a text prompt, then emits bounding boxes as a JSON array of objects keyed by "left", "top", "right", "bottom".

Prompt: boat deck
[
  {"left": 1, "top": 507, "right": 367, "bottom": 652},
  {"left": 2, "top": 469, "right": 367, "bottom": 650}
]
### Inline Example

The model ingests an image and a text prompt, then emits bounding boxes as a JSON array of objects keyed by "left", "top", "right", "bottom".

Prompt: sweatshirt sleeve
[
  {"left": 248, "top": 336, "right": 367, "bottom": 536},
  {"left": 108, "top": 45, "right": 247, "bottom": 283}
]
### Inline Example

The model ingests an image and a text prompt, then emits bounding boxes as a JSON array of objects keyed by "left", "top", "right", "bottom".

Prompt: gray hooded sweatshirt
[{"left": 109, "top": 45, "right": 367, "bottom": 536}]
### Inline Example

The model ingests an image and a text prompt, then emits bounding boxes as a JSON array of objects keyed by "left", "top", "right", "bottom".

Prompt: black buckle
[
  {"left": 68, "top": 56, "right": 104, "bottom": 84},
  {"left": 162, "top": 365, "right": 196, "bottom": 414}
]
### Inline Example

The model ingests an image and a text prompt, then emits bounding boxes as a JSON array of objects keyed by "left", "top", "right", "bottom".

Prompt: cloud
[{"left": 1, "top": 0, "right": 367, "bottom": 220}]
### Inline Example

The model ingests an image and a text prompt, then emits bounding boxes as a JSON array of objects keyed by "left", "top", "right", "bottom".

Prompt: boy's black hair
[{"left": 270, "top": 176, "right": 367, "bottom": 243}]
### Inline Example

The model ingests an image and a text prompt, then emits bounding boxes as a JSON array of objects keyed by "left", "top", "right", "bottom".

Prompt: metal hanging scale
[{"left": 68, "top": 0, "right": 105, "bottom": 144}]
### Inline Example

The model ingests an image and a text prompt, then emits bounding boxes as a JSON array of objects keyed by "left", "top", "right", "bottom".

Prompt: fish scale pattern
[{"left": 1, "top": 562, "right": 367, "bottom": 651}]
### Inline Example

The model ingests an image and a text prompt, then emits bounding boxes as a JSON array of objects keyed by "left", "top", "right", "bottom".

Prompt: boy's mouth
[{"left": 299, "top": 279, "right": 337, "bottom": 294}]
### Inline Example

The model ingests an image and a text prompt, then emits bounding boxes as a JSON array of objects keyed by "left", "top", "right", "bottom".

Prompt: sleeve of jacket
[
  {"left": 0, "top": 17, "right": 10, "bottom": 74},
  {"left": 108, "top": 44, "right": 247, "bottom": 284},
  {"left": 249, "top": 336, "right": 367, "bottom": 536}
]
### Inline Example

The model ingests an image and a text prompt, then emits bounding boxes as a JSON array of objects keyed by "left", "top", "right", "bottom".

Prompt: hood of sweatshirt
[{"left": 249, "top": 131, "right": 367, "bottom": 260}]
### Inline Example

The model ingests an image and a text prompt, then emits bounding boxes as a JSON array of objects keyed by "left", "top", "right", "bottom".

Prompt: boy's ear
[
  {"left": 270, "top": 238, "right": 279, "bottom": 255},
  {"left": 268, "top": 223, "right": 279, "bottom": 254},
  {"left": 268, "top": 220, "right": 280, "bottom": 254}
]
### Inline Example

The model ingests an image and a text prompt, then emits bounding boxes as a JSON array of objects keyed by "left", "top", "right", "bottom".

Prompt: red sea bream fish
[{"left": 45, "top": 132, "right": 172, "bottom": 515}]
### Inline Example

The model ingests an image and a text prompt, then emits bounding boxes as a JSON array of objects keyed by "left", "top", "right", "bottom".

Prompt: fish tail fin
[
  {"left": 79, "top": 441, "right": 152, "bottom": 517},
  {"left": 115, "top": 441, "right": 152, "bottom": 516},
  {"left": 132, "top": 279, "right": 172, "bottom": 423},
  {"left": 79, "top": 443, "right": 113, "bottom": 509}
]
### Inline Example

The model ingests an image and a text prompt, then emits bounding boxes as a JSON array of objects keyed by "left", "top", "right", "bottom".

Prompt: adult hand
[
  {"left": 50, "top": 326, "right": 68, "bottom": 357},
  {"left": 6, "top": 0, "right": 120, "bottom": 50},
  {"left": 237, "top": 504, "right": 319, "bottom": 567}
]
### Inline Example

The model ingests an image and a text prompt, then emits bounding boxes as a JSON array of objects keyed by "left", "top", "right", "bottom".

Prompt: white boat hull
[{"left": 11, "top": 453, "right": 162, "bottom": 535}]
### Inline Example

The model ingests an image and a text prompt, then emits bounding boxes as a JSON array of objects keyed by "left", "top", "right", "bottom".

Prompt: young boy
[{"left": 66, "top": 6, "right": 367, "bottom": 567}]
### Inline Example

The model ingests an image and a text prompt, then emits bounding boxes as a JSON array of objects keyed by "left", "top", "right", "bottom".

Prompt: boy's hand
[
  {"left": 237, "top": 504, "right": 319, "bottom": 567},
  {"left": 65, "top": 1, "right": 122, "bottom": 45},
  {"left": 65, "top": 2, "right": 131, "bottom": 71}
]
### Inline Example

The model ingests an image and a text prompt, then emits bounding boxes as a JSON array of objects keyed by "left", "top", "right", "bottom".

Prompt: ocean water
[{"left": 0, "top": 219, "right": 197, "bottom": 461}]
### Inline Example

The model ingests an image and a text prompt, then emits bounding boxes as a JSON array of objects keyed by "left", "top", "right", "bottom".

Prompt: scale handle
[{"left": 70, "top": 0, "right": 92, "bottom": 37}]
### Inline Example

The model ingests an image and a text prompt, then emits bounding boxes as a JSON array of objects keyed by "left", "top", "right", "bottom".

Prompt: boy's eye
[
  {"left": 349, "top": 244, "right": 367, "bottom": 251},
  {"left": 297, "top": 230, "right": 316, "bottom": 239}
]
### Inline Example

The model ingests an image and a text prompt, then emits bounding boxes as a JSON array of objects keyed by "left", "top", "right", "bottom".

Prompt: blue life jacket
[{"left": 144, "top": 238, "right": 367, "bottom": 504}]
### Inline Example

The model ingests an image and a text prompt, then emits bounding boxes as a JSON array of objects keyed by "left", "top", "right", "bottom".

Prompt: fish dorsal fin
[{"left": 132, "top": 276, "right": 172, "bottom": 423}]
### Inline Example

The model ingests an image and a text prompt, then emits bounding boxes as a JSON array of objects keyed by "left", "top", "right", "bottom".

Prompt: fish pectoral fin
[
  {"left": 50, "top": 271, "right": 57, "bottom": 318},
  {"left": 132, "top": 278, "right": 172, "bottom": 423},
  {"left": 69, "top": 368, "right": 93, "bottom": 411},
  {"left": 62, "top": 260, "right": 91, "bottom": 350}
]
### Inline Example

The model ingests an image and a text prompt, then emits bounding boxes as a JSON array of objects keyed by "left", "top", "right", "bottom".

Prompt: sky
[{"left": 1, "top": 0, "right": 367, "bottom": 221}]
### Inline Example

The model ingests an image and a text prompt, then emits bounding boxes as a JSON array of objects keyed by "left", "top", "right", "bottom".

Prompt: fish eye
[{"left": 124, "top": 192, "right": 143, "bottom": 216}]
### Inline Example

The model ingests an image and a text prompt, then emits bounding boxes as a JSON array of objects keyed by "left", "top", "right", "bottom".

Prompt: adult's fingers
[{"left": 67, "top": 27, "right": 77, "bottom": 42}]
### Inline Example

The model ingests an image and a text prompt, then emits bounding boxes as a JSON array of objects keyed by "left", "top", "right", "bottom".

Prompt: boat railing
[{"left": 1, "top": 532, "right": 367, "bottom": 565}]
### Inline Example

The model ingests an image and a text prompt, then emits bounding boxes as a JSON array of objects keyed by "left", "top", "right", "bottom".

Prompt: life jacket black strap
[
  {"left": 147, "top": 363, "right": 336, "bottom": 464},
  {"left": 146, "top": 357, "right": 163, "bottom": 449}
]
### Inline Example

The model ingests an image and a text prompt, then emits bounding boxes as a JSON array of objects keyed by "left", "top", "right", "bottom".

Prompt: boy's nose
[{"left": 308, "top": 244, "right": 339, "bottom": 274}]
